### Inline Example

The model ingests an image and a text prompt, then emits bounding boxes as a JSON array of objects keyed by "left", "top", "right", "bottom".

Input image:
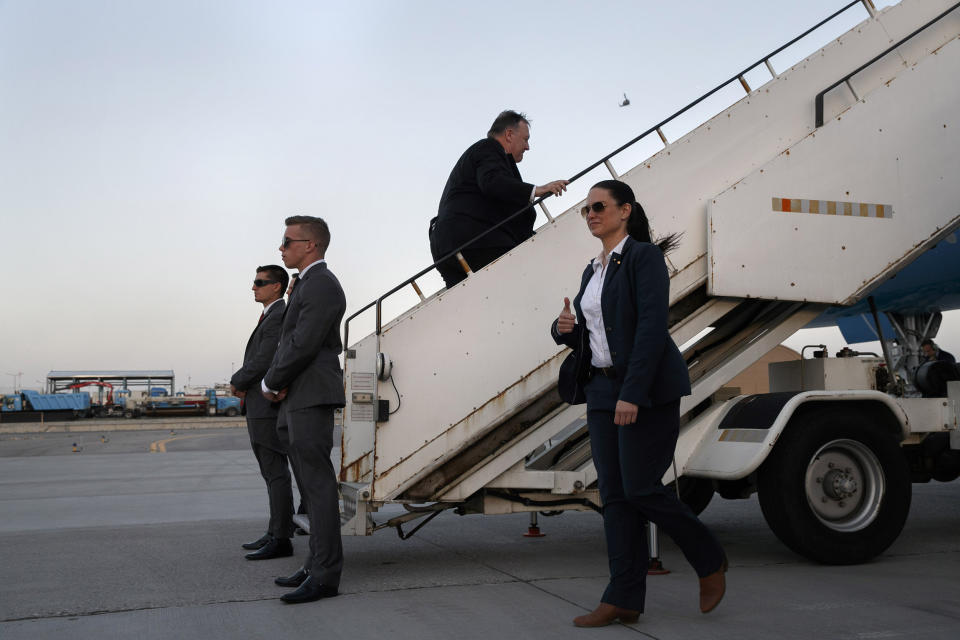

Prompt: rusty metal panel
[{"left": 709, "top": 28, "right": 960, "bottom": 302}]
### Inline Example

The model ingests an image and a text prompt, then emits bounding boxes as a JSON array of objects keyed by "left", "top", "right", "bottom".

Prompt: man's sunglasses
[
  {"left": 253, "top": 279, "right": 278, "bottom": 287},
  {"left": 281, "top": 236, "right": 311, "bottom": 249},
  {"left": 580, "top": 201, "right": 610, "bottom": 218}
]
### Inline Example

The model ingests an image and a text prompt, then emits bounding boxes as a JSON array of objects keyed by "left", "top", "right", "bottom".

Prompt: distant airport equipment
[
  {"left": 46, "top": 370, "right": 175, "bottom": 396},
  {"left": 122, "top": 388, "right": 240, "bottom": 418},
  {"left": 0, "top": 390, "right": 92, "bottom": 423},
  {"left": 38, "top": 371, "right": 241, "bottom": 420},
  {"left": 331, "top": 0, "right": 960, "bottom": 565},
  {"left": 66, "top": 381, "right": 122, "bottom": 417}
]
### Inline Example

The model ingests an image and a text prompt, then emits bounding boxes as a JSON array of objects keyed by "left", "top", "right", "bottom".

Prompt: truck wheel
[
  {"left": 123, "top": 410, "right": 134, "bottom": 419},
  {"left": 224, "top": 407, "right": 238, "bottom": 417},
  {"left": 673, "top": 476, "right": 714, "bottom": 515},
  {"left": 758, "top": 408, "right": 910, "bottom": 565}
]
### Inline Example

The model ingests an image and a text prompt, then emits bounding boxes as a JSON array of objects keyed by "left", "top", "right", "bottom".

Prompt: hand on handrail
[{"left": 535, "top": 180, "right": 569, "bottom": 198}]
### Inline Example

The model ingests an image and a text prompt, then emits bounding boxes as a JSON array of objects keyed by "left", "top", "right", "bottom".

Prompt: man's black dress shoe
[
  {"left": 241, "top": 533, "right": 272, "bottom": 550},
  {"left": 280, "top": 576, "right": 338, "bottom": 604},
  {"left": 245, "top": 537, "right": 293, "bottom": 561},
  {"left": 275, "top": 567, "right": 309, "bottom": 587}
]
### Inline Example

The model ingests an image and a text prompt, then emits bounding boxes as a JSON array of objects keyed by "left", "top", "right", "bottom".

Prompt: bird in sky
[{"left": 619, "top": 92, "right": 630, "bottom": 107}]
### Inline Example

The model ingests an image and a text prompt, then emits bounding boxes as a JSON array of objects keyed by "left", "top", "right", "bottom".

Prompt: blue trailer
[{"left": 0, "top": 390, "right": 91, "bottom": 423}]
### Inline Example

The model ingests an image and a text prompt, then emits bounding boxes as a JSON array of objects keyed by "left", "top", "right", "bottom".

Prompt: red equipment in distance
[{"left": 67, "top": 381, "right": 115, "bottom": 408}]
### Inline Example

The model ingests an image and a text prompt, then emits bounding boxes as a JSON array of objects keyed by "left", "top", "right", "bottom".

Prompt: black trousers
[
  {"left": 246, "top": 417, "right": 295, "bottom": 538},
  {"left": 586, "top": 375, "right": 725, "bottom": 612},
  {"left": 429, "top": 225, "right": 512, "bottom": 289},
  {"left": 284, "top": 404, "right": 343, "bottom": 588}
]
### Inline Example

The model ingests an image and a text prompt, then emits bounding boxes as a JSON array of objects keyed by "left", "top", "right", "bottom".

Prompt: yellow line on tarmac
[{"left": 148, "top": 433, "right": 219, "bottom": 453}]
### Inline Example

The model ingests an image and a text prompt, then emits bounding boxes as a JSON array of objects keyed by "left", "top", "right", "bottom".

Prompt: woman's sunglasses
[{"left": 580, "top": 201, "right": 610, "bottom": 218}]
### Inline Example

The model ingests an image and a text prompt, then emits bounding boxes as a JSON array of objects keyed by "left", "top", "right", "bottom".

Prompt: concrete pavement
[
  {"left": 1, "top": 427, "right": 958, "bottom": 639},
  {"left": 0, "top": 415, "right": 244, "bottom": 435}
]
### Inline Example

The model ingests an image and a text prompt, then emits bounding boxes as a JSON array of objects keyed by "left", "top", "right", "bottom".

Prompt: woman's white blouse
[{"left": 581, "top": 235, "right": 628, "bottom": 368}]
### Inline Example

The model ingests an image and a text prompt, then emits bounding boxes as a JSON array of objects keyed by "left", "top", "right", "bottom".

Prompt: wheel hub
[
  {"left": 804, "top": 439, "right": 885, "bottom": 532},
  {"left": 822, "top": 468, "right": 858, "bottom": 500}
]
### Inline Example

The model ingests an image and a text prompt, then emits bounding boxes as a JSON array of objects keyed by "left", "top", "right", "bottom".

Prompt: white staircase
[{"left": 339, "top": 0, "right": 960, "bottom": 533}]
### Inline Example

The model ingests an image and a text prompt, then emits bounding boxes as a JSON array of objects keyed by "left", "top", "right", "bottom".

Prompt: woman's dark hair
[{"left": 591, "top": 179, "right": 680, "bottom": 254}]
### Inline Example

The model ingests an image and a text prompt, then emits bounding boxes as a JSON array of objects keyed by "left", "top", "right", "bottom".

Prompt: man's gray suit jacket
[{"left": 264, "top": 263, "right": 346, "bottom": 410}]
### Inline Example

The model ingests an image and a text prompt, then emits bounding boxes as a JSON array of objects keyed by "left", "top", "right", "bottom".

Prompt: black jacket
[
  {"left": 434, "top": 137, "right": 535, "bottom": 252},
  {"left": 552, "top": 237, "right": 691, "bottom": 408},
  {"left": 231, "top": 299, "right": 284, "bottom": 421}
]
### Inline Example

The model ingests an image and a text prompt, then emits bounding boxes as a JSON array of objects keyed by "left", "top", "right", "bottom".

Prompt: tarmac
[
  {"left": 1, "top": 424, "right": 958, "bottom": 640},
  {"left": 0, "top": 415, "right": 244, "bottom": 434}
]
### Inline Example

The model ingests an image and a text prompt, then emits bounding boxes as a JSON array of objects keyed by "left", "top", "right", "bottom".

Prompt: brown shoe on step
[
  {"left": 573, "top": 603, "right": 640, "bottom": 627},
  {"left": 699, "top": 557, "right": 728, "bottom": 613}
]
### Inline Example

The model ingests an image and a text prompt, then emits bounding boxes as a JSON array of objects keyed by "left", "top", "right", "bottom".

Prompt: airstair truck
[{"left": 336, "top": 0, "right": 960, "bottom": 564}]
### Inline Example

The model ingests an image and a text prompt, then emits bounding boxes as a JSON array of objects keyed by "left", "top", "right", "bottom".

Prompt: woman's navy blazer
[{"left": 552, "top": 237, "right": 691, "bottom": 408}]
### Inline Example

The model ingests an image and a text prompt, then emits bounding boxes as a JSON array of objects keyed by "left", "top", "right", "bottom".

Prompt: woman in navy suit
[{"left": 551, "top": 179, "right": 727, "bottom": 627}]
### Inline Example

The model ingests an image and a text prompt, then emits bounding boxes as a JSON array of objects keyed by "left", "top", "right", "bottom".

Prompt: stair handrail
[
  {"left": 816, "top": 1, "right": 959, "bottom": 127},
  {"left": 344, "top": 0, "right": 874, "bottom": 349}
]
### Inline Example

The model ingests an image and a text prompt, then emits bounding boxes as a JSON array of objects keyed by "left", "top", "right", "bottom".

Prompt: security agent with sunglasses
[
  {"left": 262, "top": 215, "right": 346, "bottom": 604},
  {"left": 551, "top": 180, "right": 726, "bottom": 627},
  {"left": 230, "top": 265, "right": 295, "bottom": 560},
  {"left": 430, "top": 110, "right": 568, "bottom": 288}
]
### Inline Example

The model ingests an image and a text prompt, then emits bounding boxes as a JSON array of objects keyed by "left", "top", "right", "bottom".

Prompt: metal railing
[
  {"left": 815, "top": 0, "right": 960, "bottom": 127},
  {"left": 343, "top": 0, "right": 876, "bottom": 350}
]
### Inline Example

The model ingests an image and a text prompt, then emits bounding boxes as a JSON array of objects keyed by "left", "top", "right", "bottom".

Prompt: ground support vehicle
[
  {"left": 331, "top": 0, "right": 960, "bottom": 564},
  {"left": 123, "top": 389, "right": 240, "bottom": 418},
  {"left": 66, "top": 381, "right": 123, "bottom": 417}
]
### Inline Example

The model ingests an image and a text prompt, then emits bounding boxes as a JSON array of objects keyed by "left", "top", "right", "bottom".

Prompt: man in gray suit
[
  {"left": 262, "top": 215, "right": 346, "bottom": 604},
  {"left": 230, "top": 264, "right": 295, "bottom": 561}
]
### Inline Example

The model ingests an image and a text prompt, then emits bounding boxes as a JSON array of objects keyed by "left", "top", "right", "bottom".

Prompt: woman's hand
[
  {"left": 556, "top": 297, "right": 576, "bottom": 334},
  {"left": 614, "top": 400, "right": 638, "bottom": 426}
]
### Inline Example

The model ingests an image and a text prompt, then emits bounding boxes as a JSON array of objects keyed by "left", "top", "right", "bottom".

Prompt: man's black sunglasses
[
  {"left": 253, "top": 279, "right": 278, "bottom": 287},
  {"left": 282, "top": 236, "right": 311, "bottom": 249},
  {"left": 580, "top": 201, "right": 610, "bottom": 218}
]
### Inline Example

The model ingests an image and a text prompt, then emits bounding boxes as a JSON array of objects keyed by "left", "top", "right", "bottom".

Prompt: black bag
[
  {"left": 558, "top": 348, "right": 588, "bottom": 405},
  {"left": 558, "top": 317, "right": 591, "bottom": 405}
]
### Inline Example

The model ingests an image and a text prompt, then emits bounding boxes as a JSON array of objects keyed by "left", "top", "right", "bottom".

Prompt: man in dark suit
[
  {"left": 230, "top": 265, "right": 295, "bottom": 560},
  {"left": 430, "top": 110, "right": 568, "bottom": 288},
  {"left": 262, "top": 215, "right": 346, "bottom": 604}
]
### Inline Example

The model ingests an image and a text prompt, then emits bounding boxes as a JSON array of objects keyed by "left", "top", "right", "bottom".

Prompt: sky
[{"left": 2, "top": 0, "right": 953, "bottom": 393}]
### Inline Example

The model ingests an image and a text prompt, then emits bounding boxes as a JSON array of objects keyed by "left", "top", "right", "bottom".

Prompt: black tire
[
  {"left": 224, "top": 407, "right": 238, "bottom": 417},
  {"left": 758, "top": 407, "right": 911, "bottom": 565},
  {"left": 123, "top": 410, "right": 134, "bottom": 419},
  {"left": 673, "top": 476, "right": 714, "bottom": 515}
]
